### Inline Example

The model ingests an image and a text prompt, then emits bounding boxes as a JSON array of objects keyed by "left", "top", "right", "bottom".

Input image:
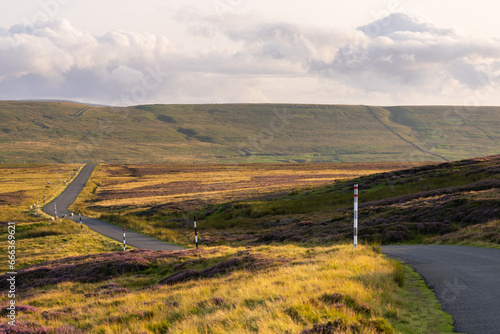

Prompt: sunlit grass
[
  {"left": 2, "top": 245, "right": 454, "bottom": 333},
  {"left": 0, "top": 163, "right": 80, "bottom": 221},
  {"left": 86, "top": 163, "right": 404, "bottom": 214},
  {"left": 0, "top": 164, "right": 123, "bottom": 273}
]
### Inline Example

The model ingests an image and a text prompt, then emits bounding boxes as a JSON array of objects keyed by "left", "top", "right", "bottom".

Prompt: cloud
[
  {"left": 310, "top": 13, "right": 500, "bottom": 96},
  {"left": 0, "top": 19, "right": 172, "bottom": 104},
  {"left": 0, "top": 12, "right": 500, "bottom": 106}
]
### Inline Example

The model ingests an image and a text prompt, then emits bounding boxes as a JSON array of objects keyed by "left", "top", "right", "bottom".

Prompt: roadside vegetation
[
  {"left": 81, "top": 156, "right": 500, "bottom": 250},
  {"left": 0, "top": 161, "right": 467, "bottom": 333},
  {"left": 0, "top": 244, "right": 453, "bottom": 333},
  {"left": 0, "top": 164, "right": 123, "bottom": 273}
]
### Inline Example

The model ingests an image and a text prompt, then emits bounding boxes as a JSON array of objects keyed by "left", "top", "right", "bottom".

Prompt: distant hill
[{"left": 0, "top": 101, "right": 498, "bottom": 163}]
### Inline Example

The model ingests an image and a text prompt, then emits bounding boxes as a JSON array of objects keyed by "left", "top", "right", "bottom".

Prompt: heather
[
  {"left": 3, "top": 156, "right": 499, "bottom": 332},
  {"left": 0, "top": 245, "right": 453, "bottom": 333},
  {"left": 89, "top": 155, "right": 500, "bottom": 248}
]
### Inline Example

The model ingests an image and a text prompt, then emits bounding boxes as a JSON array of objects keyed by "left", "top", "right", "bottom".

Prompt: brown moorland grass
[
  {"left": 0, "top": 163, "right": 457, "bottom": 333},
  {"left": 72, "top": 162, "right": 419, "bottom": 246},
  {"left": 0, "top": 164, "right": 123, "bottom": 274},
  {"left": 77, "top": 156, "right": 500, "bottom": 249},
  {"left": 0, "top": 164, "right": 80, "bottom": 222},
  {"left": 0, "top": 245, "right": 454, "bottom": 333},
  {"left": 84, "top": 162, "right": 412, "bottom": 214}
]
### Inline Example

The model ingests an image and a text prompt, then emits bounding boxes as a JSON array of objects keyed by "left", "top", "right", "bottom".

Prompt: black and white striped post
[
  {"left": 354, "top": 184, "right": 358, "bottom": 249},
  {"left": 123, "top": 226, "right": 126, "bottom": 251},
  {"left": 194, "top": 216, "right": 198, "bottom": 249},
  {"left": 54, "top": 203, "right": 57, "bottom": 219},
  {"left": 79, "top": 212, "right": 82, "bottom": 229}
]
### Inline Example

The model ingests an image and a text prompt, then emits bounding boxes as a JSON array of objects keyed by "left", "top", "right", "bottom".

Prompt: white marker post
[
  {"left": 54, "top": 203, "right": 57, "bottom": 219},
  {"left": 79, "top": 212, "right": 82, "bottom": 229},
  {"left": 194, "top": 216, "right": 198, "bottom": 249},
  {"left": 354, "top": 184, "right": 358, "bottom": 249},
  {"left": 123, "top": 226, "right": 126, "bottom": 251}
]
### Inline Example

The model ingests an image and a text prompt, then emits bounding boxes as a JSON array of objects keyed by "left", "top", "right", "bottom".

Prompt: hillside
[
  {"left": 79, "top": 155, "right": 500, "bottom": 248},
  {"left": 0, "top": 101, "right": 498, "bottom": 163},
  {"left": 0, "top": 163, "right": 456, "bottom": 333}
]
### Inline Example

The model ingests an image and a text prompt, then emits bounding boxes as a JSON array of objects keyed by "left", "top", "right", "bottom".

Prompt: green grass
[{"left": 0, "top": 101, "right": 499, "bottom": 163}]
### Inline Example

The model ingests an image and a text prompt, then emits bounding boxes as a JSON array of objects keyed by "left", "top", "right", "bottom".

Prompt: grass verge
[{"left": 0, "top": 244, "right": 454, "bottom": 333}]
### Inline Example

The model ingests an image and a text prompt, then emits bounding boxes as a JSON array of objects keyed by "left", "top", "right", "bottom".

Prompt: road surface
[
  {"left": 382, "top": 245, "right": 500, "bottom": 334},
  {"left": 42, "top": 164, "right": 184, "bottom": 251}
]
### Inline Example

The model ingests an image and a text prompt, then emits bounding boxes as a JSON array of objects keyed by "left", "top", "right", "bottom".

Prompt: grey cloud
[
  {"left": 311, "top": 13, "right": 500, "bottom": 93},
  {"left": 357, "top": 12, "right": 455, "bottom": 38}
]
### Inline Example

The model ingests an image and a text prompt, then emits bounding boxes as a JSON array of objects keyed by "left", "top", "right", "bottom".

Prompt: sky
[{"left": 1, "top": 0, "right": 500, "bottom": 106}]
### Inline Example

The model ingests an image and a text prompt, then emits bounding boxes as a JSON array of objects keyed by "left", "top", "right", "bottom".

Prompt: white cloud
[
  {"left": 0, "top": 12, "right": 500, "bottom": 105},
  {"left": 311, "top": 13, "right": 500, "bottom": 99}
]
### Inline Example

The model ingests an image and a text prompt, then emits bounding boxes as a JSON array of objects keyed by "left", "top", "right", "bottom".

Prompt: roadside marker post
[
  {"left": 194, "top": 216, "right": 198, "bottom": 249},
  {"left": 79, "top": 212, "right": 82, "bottom": 229},
  {"left": 54, "top": 203, "right": 57, "bottom": 219},
  {"left": 123, "top": 226, "right": 126, "bottom": 251},
  {"left": 354, "top": 184, "right": 358, "bottom": 249}
]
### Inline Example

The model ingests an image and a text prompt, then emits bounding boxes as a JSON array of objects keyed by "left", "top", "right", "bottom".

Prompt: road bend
[
  {"left": 42, "top": 164, "right": 184, "bottom": 251},
  {"left": 383, "top": 245, "right": 500, "bottom": 334}
]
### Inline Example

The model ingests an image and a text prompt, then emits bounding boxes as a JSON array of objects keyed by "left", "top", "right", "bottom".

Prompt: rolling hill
[{"left": 0, "top": 101, "right": 498, "bottom": 163}]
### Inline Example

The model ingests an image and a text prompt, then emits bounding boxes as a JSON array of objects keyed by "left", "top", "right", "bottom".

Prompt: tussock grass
[
  {"left": 0, "top": 245, "right": 453, "bottom": 333},
  {"left": 0, "top": 164, "right": 123, "bottom": 272},
  {"left": 0, "top": 219, "right": 123, "bottom": 273},
  {"left": 0, "top": 162, "right": 462, "bottom": 333}
]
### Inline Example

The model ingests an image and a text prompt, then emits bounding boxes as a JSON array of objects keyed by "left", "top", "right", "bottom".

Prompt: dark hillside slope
[{"left": 185, "top": 155, "right": 500, "bottom": 246}]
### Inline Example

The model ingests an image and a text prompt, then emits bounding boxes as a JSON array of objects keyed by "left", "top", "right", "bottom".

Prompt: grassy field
[
  {"left": 0, "top": 244, "right": 453, "bottom": 333},
  {"left": 80, "top": 156, "right": 500, "bottom": 249},
  {"left": 73, "top": 162, "right": 417, "bottom": 246},
  {"left": 0, "top": 164, "right": 79, "bottom": 222},
  {"left": 0, "top": 162, "right": 459, "bottom": 333},
  {"left": 0, "top": 101, "right": 499, "bottom": 164},
  {"left": 0, "top": 164, "right": 123, "bottom": 274},
  {"left": 81, "top": 162, "right": 409, "bottom": 214}
]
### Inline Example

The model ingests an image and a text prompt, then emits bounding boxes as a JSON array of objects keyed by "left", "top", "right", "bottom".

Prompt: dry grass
[
  {"left": 0, "top": 164, "right": 80, "bottom": 221},
  {"left": 0, "top": 164, "right": 122, "bottom": 273},
  {"left": 86, "top": 163, "right": 410, "bottom": 215},
  {"left": 0, "top": 245, "right": 453, "bottom": 333},
  {"left": 0, "top": 163, "right": 457, "bottom": 333}
]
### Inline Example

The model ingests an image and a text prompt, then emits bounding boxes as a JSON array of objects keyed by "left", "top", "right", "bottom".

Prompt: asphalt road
[
  {"left": 382, "top": 245, "right": 500, "bottom": 334},
  {"left": 42, "top": 164, "right": 184, "bottom": 251}
]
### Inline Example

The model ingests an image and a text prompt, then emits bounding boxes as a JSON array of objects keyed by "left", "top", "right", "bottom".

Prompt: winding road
[
  {"left": 42, "top": 164, "right": 184, "bottom": 251},
  {"left": 43, "top": 165, "right": 500, "bottom": 332},
  {"left": 383, "top": 245, "right": 500, "bottom": 334}
]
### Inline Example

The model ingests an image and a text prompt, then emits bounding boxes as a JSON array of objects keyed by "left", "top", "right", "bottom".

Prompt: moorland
[
  {"left": 0, "top": 100, "right": 498, "bottom": 333},
  {"left": 0, "top": 159, "right": 470, "bottom": 333},
  {"left": 0, "top": 101, "right": 498, "bottom": 163}
]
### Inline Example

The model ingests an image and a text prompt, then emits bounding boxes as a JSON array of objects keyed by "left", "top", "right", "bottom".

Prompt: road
[
  {"left": 42, "top": 164, "right": 184, "bottom": 251},
  {"left": 382, "top": 245, "right": 500, "bottom": 334}
]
